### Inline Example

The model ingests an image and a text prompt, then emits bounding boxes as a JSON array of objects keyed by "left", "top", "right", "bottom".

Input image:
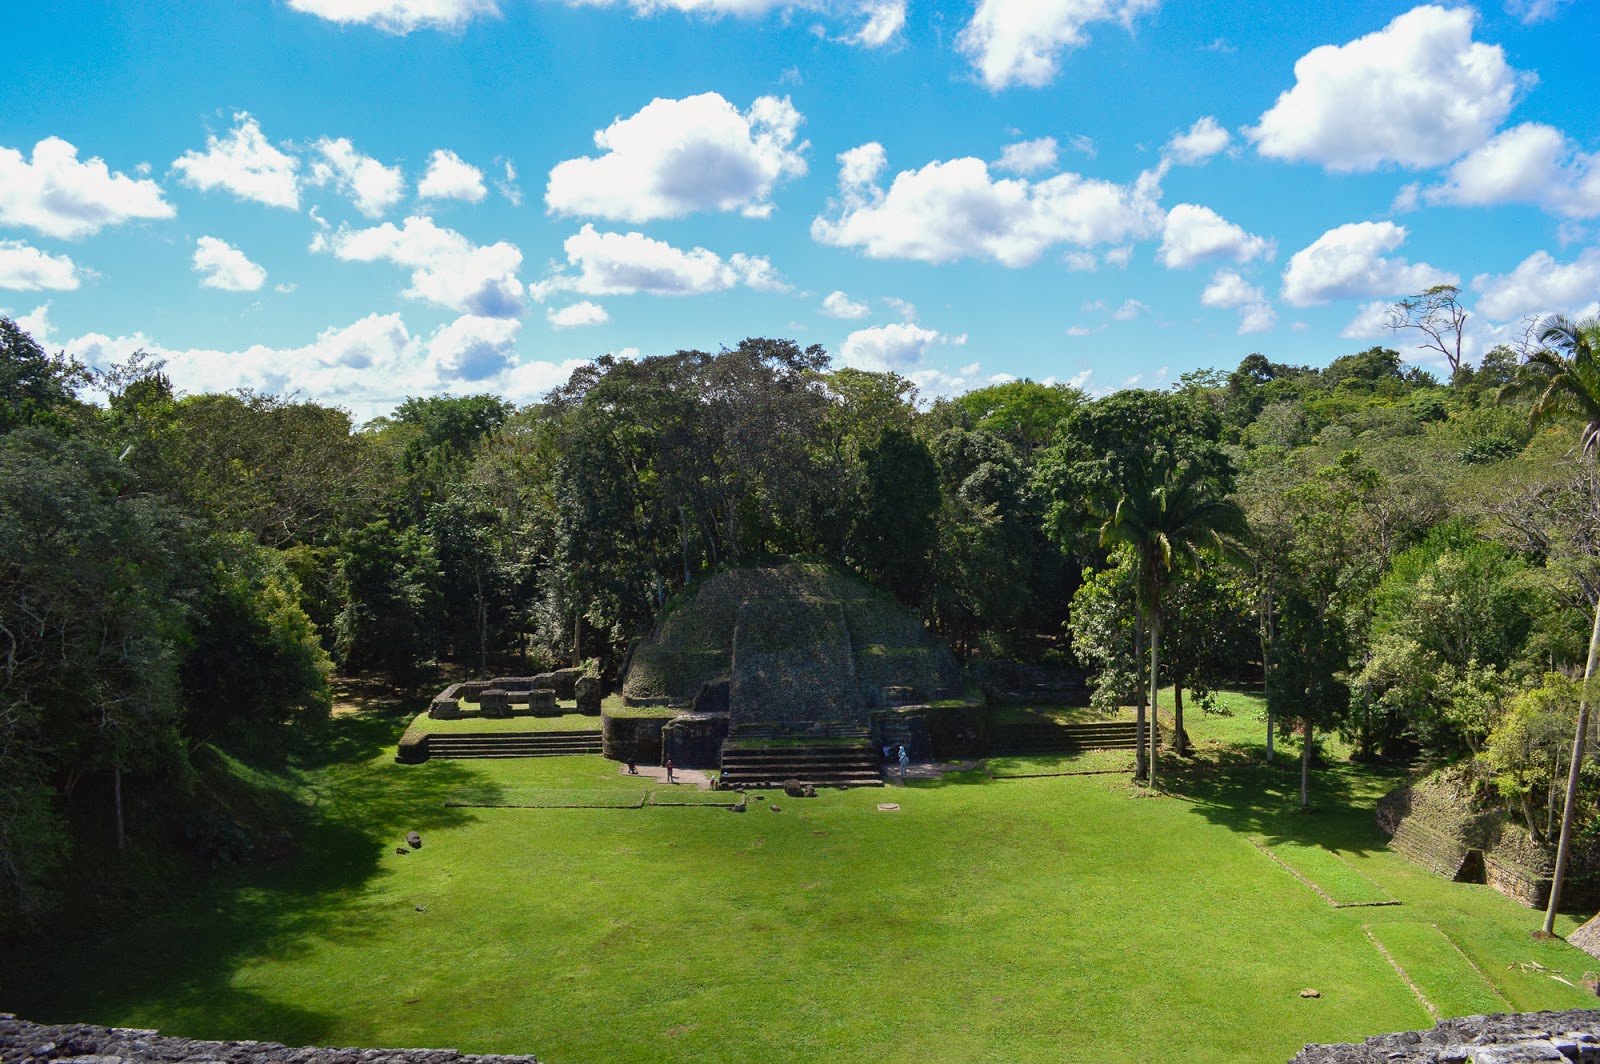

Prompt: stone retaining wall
[
  {"left": 1292, "top": 1009, "right": 1600, "bottom": 1062},
  {"left": 601, "top": 712, "right": 667, "bottom": 764},
  {"left": 0, "top": 1014, "right": 539, "bottom": 1064}
]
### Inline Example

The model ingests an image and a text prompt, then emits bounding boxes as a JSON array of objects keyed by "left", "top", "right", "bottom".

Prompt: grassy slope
[{"left": 5, "top": 692, "right": 1597, "bottom": 1064}]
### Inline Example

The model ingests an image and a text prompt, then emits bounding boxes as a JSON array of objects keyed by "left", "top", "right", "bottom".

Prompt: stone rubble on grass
[
  {"left": 1291, "top": 1009, "right": 1600, "bottom": 1063},
  {"left": 0, "top": 1014, "right": 540, "bottom": 1064}
]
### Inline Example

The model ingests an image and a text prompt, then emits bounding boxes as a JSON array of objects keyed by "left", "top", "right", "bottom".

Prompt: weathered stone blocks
[
  {"left": 575, "top": 675, "right": 602, "bottom": 714},
  {"left": 530, "top": 689, "right": 558, "bottom": 716},
  {"left": 479, "top": 688, "right": 511, "bottom": 718}
]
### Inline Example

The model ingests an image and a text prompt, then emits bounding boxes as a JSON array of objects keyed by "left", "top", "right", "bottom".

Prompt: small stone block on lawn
[
  {"left": 877, "top": 803, "right": 900, "bottom": 812},
  {"left": 530, "top": 689, "right": 558, "bottom": 716}
]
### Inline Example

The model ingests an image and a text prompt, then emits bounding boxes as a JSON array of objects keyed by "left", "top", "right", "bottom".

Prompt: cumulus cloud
[
  {"left": 821, "top": 290, "right": 869, "bottom": 319},
  {"left": 193, "top": 236, "right": 268, "bottom": 292},
  {"left": 1165, "top": 116, "right": 1230, "bottom": 165},
  {"left": 884, "top": 296, "right": 917, "bottom": 320},
  {"left": 1157, "top": 204, "right": 1273, "bottom": 269},
  {"left": 529, "top": 224, "right": 785, "bottom": 299},
  {"left": 309, "top": 137, "right": 405, "bottom": 217},
  {"left": 419, "top": 149, "right": 487, "bottom": 202},
  {"left": 1201, "top": 270, "right": 1276, "bottom": 334},
  {"left": 1339, "top": 300, "right": 1392, "bottom": 340},
  {"left": 546, "top": 93, "right": 807, "bottom": 222},
  {"left": 426, "top": 314, "right": 521, "bottom": 380},
  {"left": 838, "top": 322, "right": 948, "bottom": 372},
  {"left": 546, "top": 301, "right": 610, "bottom": 328},
  {"left": 1280, "top": 221, "right": 1456, "bottom": 307},
  {"left": 0, "top": 241, "right": 83, "bottom": 291},
  {"left": 1422, "top": 123, "right": 1600, "bottom": 218},
  {"left": 1505, "top": 0, "right": 1573, "bottom": 23},
  {"left": 996, "top": 137, "right": 1059, "bottom": 174},
  {"left": 64, "top": 312, "right": 588, "bottom": 420},
  {"left": 811, "top": 142, "right": 1164, "bottom": 266},
  {"left": 172, "top": 113, "right": 301, "bottom": 210},
  {"left": 321, "top": 214, "right": 524, "bottom": 316},
  {"left": 1111, "top": 298, "right": 1146, "bottom": 321},
  {"left": 1246, "top": 6, "right": 1528, "bottom": 172},
  {"left": 0, "top": 137, "right": 174, "bottom": 239},
  {"left": 12, "top": 303, "right": 54, "bottom": 341},
  {"left": 1472, "top": 247, "right": 1600, "bottom": 320},
  {"left": 850, "top": 0, "right": 906, "bottom": 46},
  {"left": 956, "top": 0, "right": 1159, "bottom": 91},
  {"left": 286, "top": 0, "right": 500, "bottom": 32}
]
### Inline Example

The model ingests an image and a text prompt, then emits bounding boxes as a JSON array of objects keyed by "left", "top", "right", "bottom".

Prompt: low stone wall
[
  {"left": 0, "top": 1014, "right": 540, "bottom": 1063},
  {"left": 662, "top": 713, "right": 729, "bottom": 769},
  {"left": 1292, "top": 1009, "right": 1600, "bottom": 1062},
  {"left": 601, "top": 712, "right": 668, "bottom": 764}
]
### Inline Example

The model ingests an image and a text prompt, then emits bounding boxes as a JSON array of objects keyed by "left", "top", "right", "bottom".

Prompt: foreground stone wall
[
  {"left": 0, "top": 1015, "right": 539, "bottom": 1064},
  {"left": 1292, "top": 1010, "right": 1600, "bottom": 1063}
]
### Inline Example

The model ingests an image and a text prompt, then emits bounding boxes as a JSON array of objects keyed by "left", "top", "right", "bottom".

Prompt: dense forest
[{"left": 4, "top": 310, "right": 1600, "bottom": 931}]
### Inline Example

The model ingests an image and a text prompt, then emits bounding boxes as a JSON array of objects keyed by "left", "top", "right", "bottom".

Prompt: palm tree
[
  {"left": 1501, "top": 314, "right": 1600, "bottom": 934},
  {"left": 1097, "top": 455, "right": 1245, "bottom": 789}
]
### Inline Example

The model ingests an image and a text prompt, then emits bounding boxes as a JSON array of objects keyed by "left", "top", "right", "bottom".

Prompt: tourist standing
[
  {"left": 665, "top": 757, "right": 675, "bottom": 783},
  {"left": 897, "top": 745, "right": 909, "bottom": 784}
]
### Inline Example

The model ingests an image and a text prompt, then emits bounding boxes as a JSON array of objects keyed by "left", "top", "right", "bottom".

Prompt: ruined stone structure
[
  {"left": 426, "top": 670, "right": 588, "bottom": 720},
  {"left": 1292, "top": 1009, "right": 1600, "bottom": 1062},
  {"left": 619, "top": 562, "right": 958, "bottom": 724},
  {"left": 0, "top": 1015, "right": 540, "bottom": 1064}
]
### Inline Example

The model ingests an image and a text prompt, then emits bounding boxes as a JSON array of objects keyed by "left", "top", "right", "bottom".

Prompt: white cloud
[
  {"left": 1165, "top": 116, "right": 1230, "bottom": 165},
  {"left": 0, "top": 137, "right": 174, "bottom": 239},
  {"left": 811, "top": 143, "right": 1164, "bottom": 266},
  {"left": 418, "top": 149, "right": 487, "bottom": 202},
  {"left": 1111, "top": 298, "right": 1146, "bottom": 321},
  {"left": 1063, "top": 250, "right": 1097, "bottom": 271},
  {"left": 68, "top": 313, "right": 423, "bottom": 419},
  {"left": 850, "top": 0, "right": 905, "bottom": 46},
  {"left": 546, "top": 93, "right": 807, "bottom": 222},
  {"left": 1246, "top": 5, "right": 1528, "bottom": 172},
  {"left": 172, "top": 113, "right": 300, "bottom": 210},
  {"left": 1064, "top": 324, "right": 1097, "bottom": 337},
  {"left": 1339, "top": 300, "right": 1392, "bottom": 340},
  {"left": 13, "top": 303, "right": 54, "bottom": 341},
  {"left": 1157, "top": 204, "right": 1273, "bottom": 269},
  {"left": 546, "top": 301, "right": 610, "bottom": 328},
  {"left": 193, "top": 236, "right": 267, "bottom": 292},
  {"left": 840, "top": 322, "right": 948, "bottom": 372},
  {"left": 1103, "top": 245, "right": 1133, "bottom": 268},
  {"left": 309, "top": 137, "right": 406, "bottom": 218},
  {"left": 1505, "top": 0, "right": 1573, "bottom": 24},
  {"left": 956, "top": 0, "right": 1159, "bottom": 91},
  {"left": 884, "top": 296, "right": 917, "bottom": 321},
  {"left": 1472, "top": 247, "right": 1600, "bottom": 320},
  {"left": 426, "top": 314, "right": 521, "bottom": 380},
  {"left": 1201, "top": 270, "right": 1276, "bottom": 334},
  {"left": 821, "top": 290, "right": 869, "bottom": 319},
  {"left": 323, "top": 215, "right": 524, "bottom": 316},
  {"left": 286, "top": 0, "right": 500, "bottom": 32},
  {"left": 1423, "top": 123, "right": 1600, "bottom": 218},
  {"left": 1280, "top": 221, "right": 1455, "bottom": 307},
  {"left": 0, "top": 241, "right": 82, "bottom": 291},
  {"left": 529, "top": 224, "right": 785, "bottom": 299},
  {"left": 495, "top": 160, "right": 522, "bottom": 205},
  {"left": 996, "top": 137, "right": 1059, "bottom": 174}
]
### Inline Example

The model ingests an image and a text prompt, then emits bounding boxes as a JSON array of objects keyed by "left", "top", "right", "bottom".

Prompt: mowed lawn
[{"left": 7, "top": 699, "right": 1598, "bottom": 1064}]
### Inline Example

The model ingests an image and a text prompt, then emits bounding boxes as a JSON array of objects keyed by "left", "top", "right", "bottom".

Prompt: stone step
[
  {"left": 424, "top": 731, "right": 604, "bottom": 761},
  {"left": 720, "top": 772, "right": 885, "bottom": 789},
  {"left": 431, "top": 749, "right": 604, "bottom": 759}
]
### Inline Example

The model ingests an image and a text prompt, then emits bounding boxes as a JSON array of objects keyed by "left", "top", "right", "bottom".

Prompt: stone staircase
[
  {"left": 989, "top": 719, "right": 1140, "bottom": 754},
  {"left": 423, "top": 730, "right": 603, "bottom": 760},
  {"left": 719, "top": 741, "right": 884, "bottom": 789}
]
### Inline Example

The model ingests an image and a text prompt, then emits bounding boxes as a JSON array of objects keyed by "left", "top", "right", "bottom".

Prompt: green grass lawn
[
  {"left": 6, "top": 695, "right": 1598, "bottom": 1064},
  {"left": 1364, "top": 922, "right": 1512, "bottom": 1019},
  {"left": 410, "top": 709, "right": 601, "bottom": 735},
  {"left": 1254, "top": 838, "right": 1398, "bottom": 907}
]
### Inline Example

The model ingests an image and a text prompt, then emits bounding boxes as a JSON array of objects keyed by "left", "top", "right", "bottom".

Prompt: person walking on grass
[
  {"left": 665, "top": 758, "right": 675, "bottom": 784},
  {"left": 897, "top": 745, "right": 909, "bottom": 784}
]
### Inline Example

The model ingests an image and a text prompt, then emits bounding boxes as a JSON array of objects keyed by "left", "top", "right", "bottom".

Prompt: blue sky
[{"left": 2, "top": 0, "right": 1596, "bottom": 418}]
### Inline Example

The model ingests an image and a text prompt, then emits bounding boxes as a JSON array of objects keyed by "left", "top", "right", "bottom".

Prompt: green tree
[{"left": 853, "top": 428, "right": 940, "bottom": 605}]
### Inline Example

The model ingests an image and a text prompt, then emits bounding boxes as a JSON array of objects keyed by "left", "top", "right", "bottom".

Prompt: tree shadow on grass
[
  {"left": 1163, "top": 758, "right": 1409, "bottom": 857},
  {"left": 3, "top": 711, "right": 498, "bottom": 1047}
]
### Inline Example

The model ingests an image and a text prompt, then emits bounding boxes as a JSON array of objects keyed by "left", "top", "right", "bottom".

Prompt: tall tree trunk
[
  {"left": 113, "top": 766, "right": 125, "bottom": 852},
  {"left": 679, "top": 505, "right": 691, "bottom": 584},
  {"left": 572, "top": 612, "right": 582, "bottom": 668},
  {"left": 1261, "top": 585, "right": 1274, "bottom": 764},
  {"left": 475, "top": 566, "right": 488, "bottom": 676},
  {"left": 1299, "top": 718, "right": 1312, "bottom": 812},
  {"left": 1542, "top": 588, "right": 1600, "bottom": 933},
  {"left": 1148, "top": 617, "right": 1161, "bottom": 792},
  {"left": 1133, "top": 618, "right": 1148, "bottom": 782},
  {"left": 1173, "top": 679, "right": 1186, "bottom": 758}
]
